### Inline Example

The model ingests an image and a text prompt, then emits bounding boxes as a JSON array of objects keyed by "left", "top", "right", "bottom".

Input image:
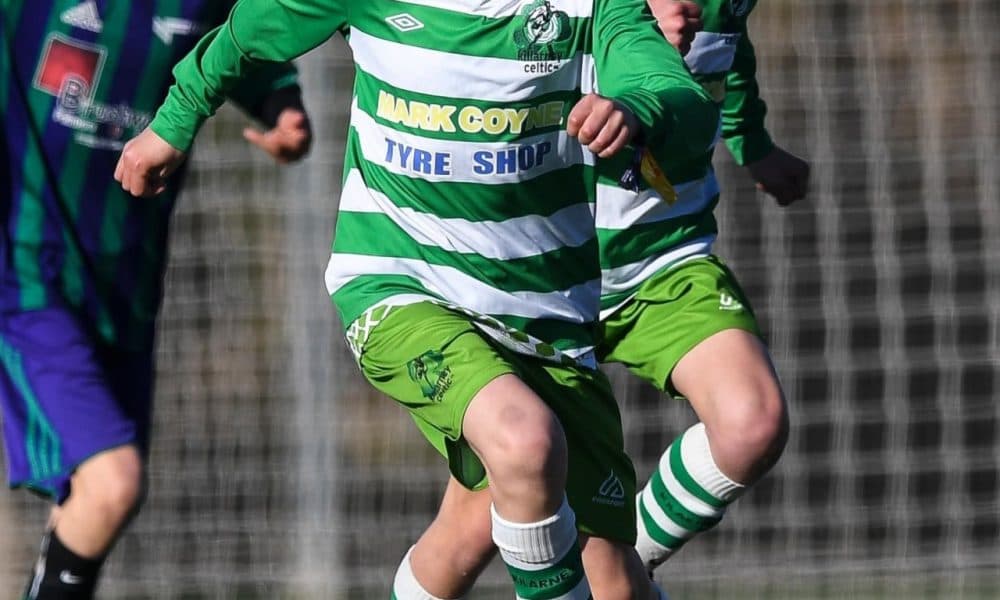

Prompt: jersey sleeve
[
  {"left": 225, "top": 60, "right": 302, "bottom": 128},
  {"left": 721, "top": 16, "right": 775, "bottom": 165},
  {"left": 591, "top": 0, "right": 718, "bottom": 162},
  {"left": 150, "top": 0, "right": 347, "bottom": 152}
]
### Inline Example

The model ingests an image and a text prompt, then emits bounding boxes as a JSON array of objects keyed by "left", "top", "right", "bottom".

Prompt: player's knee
[
  {"left": 712, "top": 379, "right": 788, "bottom": 475},
  {"left": 74, "top": 447, "right": 147, "bottom": 523},
  {"left": 490, "top": 404, "right": 567, "bottom": 483}
]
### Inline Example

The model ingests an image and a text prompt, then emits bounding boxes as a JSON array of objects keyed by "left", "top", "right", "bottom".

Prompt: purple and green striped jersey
[{"left": 1, "top": 0, "right": 298, "bottom": 350}]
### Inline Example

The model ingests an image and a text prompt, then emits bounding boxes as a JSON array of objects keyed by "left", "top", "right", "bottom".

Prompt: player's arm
[
  {"left": 722, "top": 14, "right": 810, "bottom": 205},
  {"left": 590, "top": 0, "right": 718, "bottom": 163},
  {"left": 228, "top": 62, "right": 312, "bottom": 163},
  {"left": 115, "top": 0, "right": 347, "bottom": 196}
]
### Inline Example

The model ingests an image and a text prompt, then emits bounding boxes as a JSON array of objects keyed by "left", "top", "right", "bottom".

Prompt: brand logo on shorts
[
  {"left": 592, "top": 471, "right": 626, "bottom": 507},
  {"left": 407, "top": 349, "right": 453, "bottom": 402},
  {"left": 719, "top": 292, "right": 744, "bottom": 311}
]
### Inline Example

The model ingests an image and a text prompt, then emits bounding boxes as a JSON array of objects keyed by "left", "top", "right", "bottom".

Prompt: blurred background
[{"left": 2, "top": 0, "right": 999, "bottom": 597}]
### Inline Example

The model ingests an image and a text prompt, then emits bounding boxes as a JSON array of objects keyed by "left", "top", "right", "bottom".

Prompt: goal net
[{"left": 1, "top": 1, "right": 998, "bottom": 598}]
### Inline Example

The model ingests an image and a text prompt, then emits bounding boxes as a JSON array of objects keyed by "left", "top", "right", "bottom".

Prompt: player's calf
[
  {"left": 636, "top": 329, "right": 788, "bottom": 570},
  {"left": 24, "top": 445, "right": 146, "bottom": 600}
]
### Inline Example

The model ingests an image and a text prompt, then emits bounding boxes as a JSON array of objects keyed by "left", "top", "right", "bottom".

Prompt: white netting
[{"left": 2, "top": 1, "right": 999, "bottom": 597}]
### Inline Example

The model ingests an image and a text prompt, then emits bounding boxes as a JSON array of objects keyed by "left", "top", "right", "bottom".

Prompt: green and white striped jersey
[
  {"left": 596, "top": 0, "right": 775, "bottom": 317},
  {"left": 149, "top": 0, "right": 717, "bottom": 365}
]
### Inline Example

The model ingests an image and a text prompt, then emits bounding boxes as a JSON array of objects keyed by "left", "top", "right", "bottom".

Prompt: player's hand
[
  {"left": 243, "top": 108, "right": 312, "bottom": 164},
  {"left": 114, "top": 128, "right": 186, "bottom": 198},
  {"left": 567, "top": 94, "right": 639, "bottom": 158},
  {"left": 746, "top": 146, "right": 811, "bottom": 206},
  {"left": 648, "top": 0, "right": 703, "bottom": 56}
]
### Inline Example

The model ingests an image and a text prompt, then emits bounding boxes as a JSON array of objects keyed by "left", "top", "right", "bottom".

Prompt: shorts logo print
[
  {"left": 718, "top": 292, "right": 743, "bottom": 311},
  {"left": 407, "top": 350, "right": 453, "bottom": 402},
  {"left": 593, "top": 471, "right": 626, "bottom": 507}
]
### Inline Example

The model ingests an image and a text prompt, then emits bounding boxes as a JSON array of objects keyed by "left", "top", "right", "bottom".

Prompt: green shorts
[
  {"left": 358, "top": 301, "right": 637, "bottom": 543},
  {"left": 597, "top": 255, "right": 762, "bottom": 397}
]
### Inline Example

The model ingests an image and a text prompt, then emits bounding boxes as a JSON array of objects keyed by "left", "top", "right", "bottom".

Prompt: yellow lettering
[
  {"left": 392, "top": 97, "right": 410, "bottom": 125},
  {"left": 408, "top": 101, "right": 429, "bottom": 129},
  {"left": 505, "top": 108, "right": 529, "bottom": 134},
  {"left": 376, "top": 90, "right": 396, "bottom": 121},
  {"left": 458, "top": 106, "right": 482, "bottom": 133},
  {"left": 429, "top": 104, "right": 457, "bottom": 132},
  {"left": 482, "top": 108, "right": 506, "bottom": 135},
  {"left": 544, "top": 101, "right": 564, "bottom": 127}
]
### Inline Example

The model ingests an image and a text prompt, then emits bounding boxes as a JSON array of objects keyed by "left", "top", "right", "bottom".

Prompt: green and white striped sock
[
  {"left": 492, "top": 498, "right": 591, "bottom": 600},
  {"left": 636, "top": 423, "right": 745, "bottom": 571}
]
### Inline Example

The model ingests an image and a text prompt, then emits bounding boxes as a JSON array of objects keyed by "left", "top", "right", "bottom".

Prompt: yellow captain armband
[{"left": 639, "top": 148, "right": 677, "bottom": 205}]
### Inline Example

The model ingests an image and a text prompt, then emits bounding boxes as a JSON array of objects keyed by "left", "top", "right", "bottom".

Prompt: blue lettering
[
  {"left": 473, "top": 151, "right": 493, "bottom": 175},
  {"left": 413, "top": 149, "right": 432, "bottom": 174},
  {"left": 385, "top": 138, "right": 396, "bottom": 162},
  {"left": 495, "top": 148, "right": 517, "bottom": 174},
  {"left": 518, "top": 145, "right": 535, "bottom": 170},
  {"left": 397, "top": 143, "right": 413, "bottom": 169},
  {"left": 434, "top": 152, "right": 452, "bottom": 176},
  {"left": 536, "top": 141, "right": 551, "bottom": 166}
]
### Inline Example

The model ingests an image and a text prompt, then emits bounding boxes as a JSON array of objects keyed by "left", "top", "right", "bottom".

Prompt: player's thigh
[
  {"left": 671, "top": 328, "right": 784, "bottom": 429},
  {"left": 0, "top": 308, "right": 150, "bottom": 503},
  {"left": 358, "top": 301, "right": 515, "bottom": 490},
  {"left": 598, "top": 255, "right": 763, "bottom": 397},
  {"left": 527, "top": 360, "right": 637, "bottom": 546}
]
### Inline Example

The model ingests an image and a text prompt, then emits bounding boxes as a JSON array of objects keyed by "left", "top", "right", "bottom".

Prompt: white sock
[
  {"left": 392, "top": 546, "right": 460, "bottom": 600},
  {"left": 491, "top": 498, "right": 590, "bottom": 599},
  {"left": 635, "top": 422, "right": 745, "bottom": 570}
]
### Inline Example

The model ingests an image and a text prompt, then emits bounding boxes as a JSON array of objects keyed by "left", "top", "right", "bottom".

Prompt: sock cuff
[
  {"left": 676, "top": 422, "right": 745, "bottom": 503},
  {"left": 393, "top": 546, "right": 453, "bottom": 600},
  {"left": 491, "top": 497, "right": 577, "bottom": 570}
]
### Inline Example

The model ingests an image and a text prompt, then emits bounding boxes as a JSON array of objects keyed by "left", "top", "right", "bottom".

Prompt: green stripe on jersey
[
  {"left": 350, "top": 2, "right": 592, "bottom": 61},
  {"left": 58, "top": 3, "right": 137, "bottom": 313},
  {"left": 355, "top": 68, "right": 577, "bottom": 144},
  {"left": 13, "top": 5, "right": 64, "bottom": 309},
  {"left": 596, "top": 202, "right": 718, "bottom": 270},
  {"left": 111, "top": 0, "right": 180, "bottom": 347},
  {"left": 331, "top": 274, "right": 442, "bottom": 327},
  {"left": 334, "top": 211, "right": 598, "bottom": 294}
]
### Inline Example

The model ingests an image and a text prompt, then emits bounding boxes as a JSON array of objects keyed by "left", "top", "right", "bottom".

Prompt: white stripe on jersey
[
  {"left": 351, "top": 99, "right": 595, "bottom": 184},
  {"left": 595, "top": 174, "right": 720, "bottom": 230},
  {"left": 350, "top": 27, "right": 588, "bottom": 102},
  {"left": 326, "top": 254, "right": 600, "bottom": 322},
  {"left": 599, "top": 238, "right": 714, "bottom": 316},
  {"left": 339, "top": 169, "right": 596, "bottom": 259},
  {"left": 685, "top": 31, "right": 742, "bottom": 75},
  {"left": 396, "top": 0, "right": 594, "bottom": 19}
]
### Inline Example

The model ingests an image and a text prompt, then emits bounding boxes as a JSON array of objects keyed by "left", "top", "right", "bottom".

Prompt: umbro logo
[
  {"left": 60, "top": 0, "right": 103, "bottom": 33},
  {"left": 592, "top": 471, "right": 626, "bottom": 507},
  {"left": 386, "top": 13, "right": 424, "bottom": 32}
]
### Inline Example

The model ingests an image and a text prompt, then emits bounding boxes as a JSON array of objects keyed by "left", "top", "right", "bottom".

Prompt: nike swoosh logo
[{"left": 59, "top": 570, "right": 84, "bottom": 585}]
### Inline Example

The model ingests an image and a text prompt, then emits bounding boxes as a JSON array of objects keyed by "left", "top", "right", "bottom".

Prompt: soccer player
[
  {"left": 363, "top": 0, "right": 811, "bottom": 595},
  {"left": 621, "top": 0, "right": 810, "bottom": 569},
  {"left": 113, "top": 0, "right": 720, "bottom": 598},
  {"left": 1, "top": 2, "right": 311, "bottom": 598}
]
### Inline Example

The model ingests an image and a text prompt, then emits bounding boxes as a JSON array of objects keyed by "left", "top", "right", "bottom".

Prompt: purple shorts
[{"left": 0, "top": 308, "right": 153, "bottom": 503}]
